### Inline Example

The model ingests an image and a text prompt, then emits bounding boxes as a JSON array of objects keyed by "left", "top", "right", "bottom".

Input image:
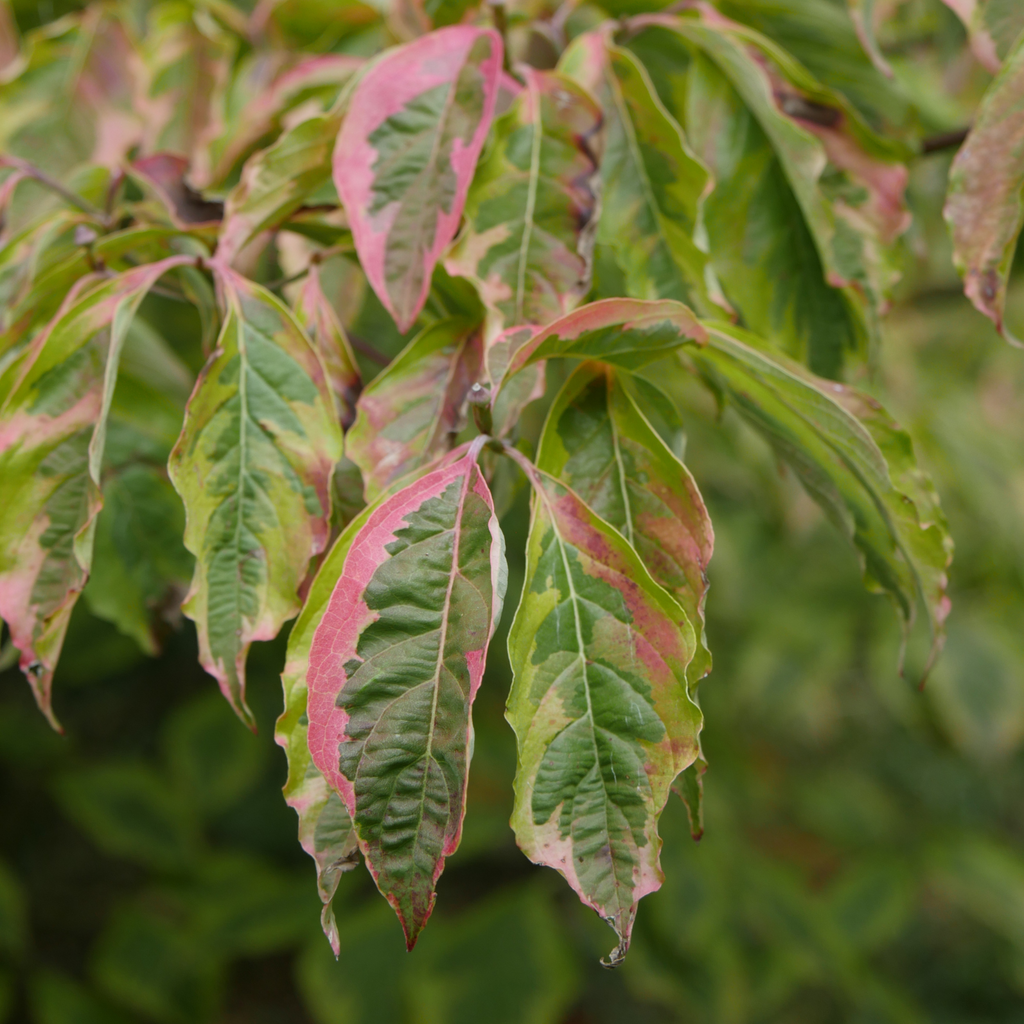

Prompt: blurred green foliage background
[{"left": 2, "top": 0, "right": 1024, "bottom": 1022}]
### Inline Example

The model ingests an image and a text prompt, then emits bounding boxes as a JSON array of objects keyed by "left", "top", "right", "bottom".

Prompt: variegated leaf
[
  {"left": 627, "top": 10, "right": 910, "bottom": 376},
  {"left": 279, "top": 497, "right": 386, "bottom": 953},
  {"left": 940, "top": 0, "right": 1024, "bottom": 73},
  {"left": 306, "top": 442, "right": 506, "bottom": 947},
  {"left": 446, "top": 66, "right": 603, "bottom": 331},
  {"left": 295, "top": 263, "right": 361, "bottom": 432},
  {"left": 538, "top": 363, "right": 713, "bottom": 689},
  {"left": 497, "top": 298, "right": 706, "bottom": 386},
  {"left": 197, "top": 53, "right": 362, "bottom": 189},
  {"left": 334, "top": 26, "right": 504, "bottom": 332},
  {"left": 0, "top": 256, "right": 191, "bottom": 727},
  {"left": 168, "top": 265, "right": 342, "bottom": 727},
  {"left": 689, "top": 322, "right": 952, "bottom": 672},
  {"left": 504, "top": 449, "right": 701, "bottom": 966},
  {"left": 345, "top": 318, "right": 483, "bottom": 502},
  {"left": 559, "top": 31, "right": 719, "bottom": 314},
  {"left": 944, "top": 34, "right": 1024, "bottom": 345},
  {"left": 218, "top": 112, "right": 342, "bottom": 266}
]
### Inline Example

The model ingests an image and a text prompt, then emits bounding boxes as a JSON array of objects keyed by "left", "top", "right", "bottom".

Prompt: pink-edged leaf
[
  {"left": 306, "top": 441, "right": 507, "bottom": 947},
  {"left": 446, "top": 66, "right": 604, "bottom": 331},
  {"left": 0, "top": 256, "right": 191, "bottom": 727},
  {"left": 498, "top": 298, "right": 707, "bottom": 387},
  {"left": 295, "top": 264, "right": 362, "bottom": 431},
  {"left": 939, "top": 0, "right": 1024, "bottom": 73},
  {"left": 334, "top": 26, "right": 503, "bottom": 332},
  {"left": 216, "top": 112, "right": 342, "bottom": 267},
  {"left": 944, "top": 36, "right": 1024, "bottom": 346},
  {"left": 345, "top": 318, "right": 483, "bottom": 502},
  {"left": 537, "top": 363, "right": 714, "bottom": 689},
  {"left": 195, "top": 53, "right": 363, "bottom": 189},
  {"left": 504, "top": 447, "right": 701, "bottom": 966},
  {"left": 168, "top": 264, "right": 343, "bottom": 727}
]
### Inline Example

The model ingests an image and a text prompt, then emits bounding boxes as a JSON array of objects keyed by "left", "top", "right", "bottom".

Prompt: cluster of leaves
[{"left": 0, "top": 0, "right": 1018, "bottom": 967}]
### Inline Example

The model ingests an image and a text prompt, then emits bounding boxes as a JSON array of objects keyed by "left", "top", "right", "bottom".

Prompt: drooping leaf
[
  {"left": 306, "top": 442, "right": 507, "bottom": 947},
  {"left": 626, "top": 11, "right": 910, "bottom": 375},
  {"left": 0, "top": 256, "right": 190, "bottom": 727},
  {"left": 939, "top": 0, "right": 1024, "bottom": 73},
  {"left": 944, "top": 35, "right": 1024, "bottom": 345},
  {"left": 277, "top": 490, "right": 384, "bottom": 952},
  {"left": 687, "top": 321, "right": 952, "bottom": 672},
  {"left": 446, "top": 66, "right": 604, "bottom": 331},
  {"left": 344, "top": 318, "right": 482, "bottom": 502},
  {"left": 217, "top": 112, "right": 342, "bottom": 266},
  {"left": 497, "top": 297, "right": 706, "bottom": 386},
  {"left": 168, "top": 265, "right": 342, "bottom": 727},
  {"left": 295, "top": 263, "right": 361, "bottom": 432},
  {"left": 559, "top": 31, "right": 720, "bottom": 315},
  {"left": 334, "top": 26, "right": 504, "bottom": 332},
  {"left": 538, "top": 363, "right": 714, "bottom": 688},
  {"left": 504, "top": 450, "right": 701, "bottom": 965}
]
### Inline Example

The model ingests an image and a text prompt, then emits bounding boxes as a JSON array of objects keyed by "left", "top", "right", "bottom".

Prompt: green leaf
[
  {"left": 538, "top": 364, "right": 713, "bottom": 688},
  {"left": 163, "top": 692, "right": 267, "bottom": 815},
  {"left": 93, "top": 906, "right": 220, "bottom": 1024},
  {"left": 217, "top": 112, "right": 342, "bottom": 266},
  {"left": 30, "top": 968, "right": 133, "bottom": 1024},
  {"left": 0, "top": 858, "right": 26, "bottom": 959},
  {"left": 846, "top": 0, "right": 894, "bottom": 77},
  {"left": 496, "top": 297, "right": 706, "bottom": 388},
  {"left": 559, "top": 31, "right": 720, "bottom": 314},
  {"left": 447, "top": 66, "right": 604, "bottom": 330},
  {"left": 626, "top": 12, "right": 909, "bottom": 374},
  {"left": 334, "top": 26, "right": 504, "bottom": 331},
  {"left": 169, "top": 266, "right": 342, "bottom": 727},
  {"left": 505, "top": 451, "right": 702, "bottom": 965},
  {"left": 0, "top": 257, "right": 190, "bottom": 727},
  {"left": 688, "top": 322, "right": 952, "bottom": 672},
  {"left": 56, "top": 763, "right": 199, "bottom": 871},
  {"left": 345, "top": 318, "right": 482, "bottom": 503},
  {"left": 305, "top": 442, "right": 507, "bottom": 947},
  {"left": 82, "top": 321, "right": 194, "bottom": 654},
  {"left": 944, "top": 34, "right": 1024, "bottom": 345}
]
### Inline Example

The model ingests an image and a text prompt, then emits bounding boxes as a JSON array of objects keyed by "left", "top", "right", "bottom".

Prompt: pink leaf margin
[
  {"left": 305, "top": 440, "right": 503, "bottom": 942},
  {"left": 333, "top": 26, "right": 503, "bottom": 332}
]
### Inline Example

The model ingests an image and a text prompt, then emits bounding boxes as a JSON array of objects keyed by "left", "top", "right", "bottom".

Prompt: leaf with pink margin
[
  {"left": 498, "top": 297, "right": 706, "bottom": 386},
  {"left": 333, "top": 26, "right": 503, "bottom": 332},
  {"left": 504, "top": 446, "right": 701, "bottom": 966},
  {"left": 446, "top": 66, "right": 604, "bottom": 332},
  {"left": 345, "top": 318, "right": 483, "bottom": 502},
  {"left": 196, "top": 53, "right": 363, "bottom": 189},
  {"left": 295, "top": 263, "right": 362, "bottom": 432},
  {"left": 537, "top": 363, "right": 713, "bottom": 691},
  {"left": 939, "top": 0, "right": 1024, "bottom": 73},
  {"left": 306, "top": 441, "right": 507, "bottom": 947},
  {"left": 168, "top": 265, "right": 342, "bottom": 728},
  {"left": 944, "top": 36, "right": 1024, "bottom": 346},
  {"left": 0, "top": 256, "right": 192, "bottom": 728},
  {"left": 217, "top": 112, "right": 343, "bottom": 266}
]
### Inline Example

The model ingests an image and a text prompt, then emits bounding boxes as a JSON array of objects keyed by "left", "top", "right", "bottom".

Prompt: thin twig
[
  {"left": 2, "top": 156, "right": 103, "bottom": 218},
  {"left": 920, "top": 128, "right": 970, "bottom": 155}
]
